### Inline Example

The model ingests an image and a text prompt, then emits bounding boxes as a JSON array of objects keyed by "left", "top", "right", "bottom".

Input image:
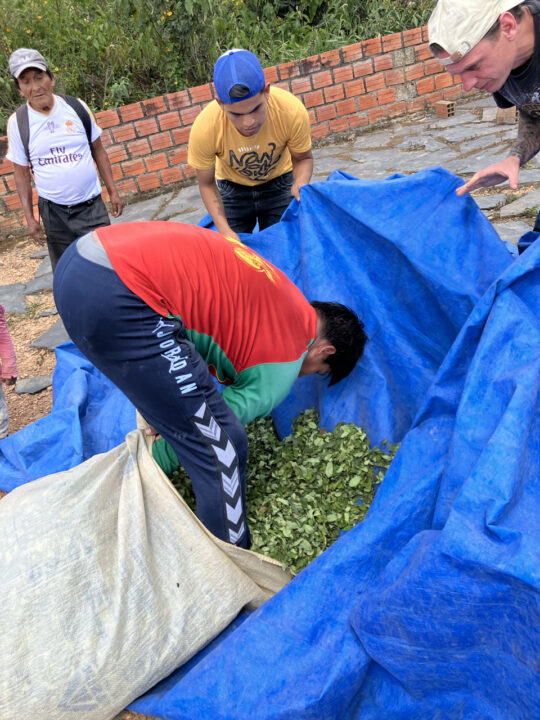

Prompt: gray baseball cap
[{"left": 9, "top": 48, "right": 48, "bottom": 78}]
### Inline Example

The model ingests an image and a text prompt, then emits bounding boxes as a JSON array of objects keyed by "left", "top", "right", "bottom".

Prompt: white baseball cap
[
  {"left": 9, "top": 48, "right": 48, "bottom": 78},
  {"left": 428, "top": 0, "right": 522, "bottom": 63}
]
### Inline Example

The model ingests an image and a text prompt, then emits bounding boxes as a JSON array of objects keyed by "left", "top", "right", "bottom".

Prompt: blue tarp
[{"left": 1, "top": 168, "right": 538, "bottom": 719}]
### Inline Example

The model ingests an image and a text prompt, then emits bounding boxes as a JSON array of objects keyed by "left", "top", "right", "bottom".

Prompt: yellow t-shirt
[{"left": 187, "top": 86, "right": 312, "bottom": 186}]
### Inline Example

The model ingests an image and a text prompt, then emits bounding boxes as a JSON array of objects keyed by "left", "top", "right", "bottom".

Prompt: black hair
[
  {"left": 13, "top": 67, "right": 53, "bottom": 89},
  {"left": 228, "top": 83, "right": 252, "bottom": 99},
  {"left": 484, "top": 2, "right": 528, "bottom": 40},
  {"left": 310, "top": 301, "right": 367, "bottom": 386}
]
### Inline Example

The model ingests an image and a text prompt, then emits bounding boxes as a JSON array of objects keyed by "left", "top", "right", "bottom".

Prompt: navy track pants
[{"left": 53, "top": 241, "right": 250, "bottom": 547}]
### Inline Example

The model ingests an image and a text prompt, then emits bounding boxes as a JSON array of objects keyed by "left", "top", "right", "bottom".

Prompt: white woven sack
[{"left": 0, "top": 429, "right": 289, "bottom": 720}]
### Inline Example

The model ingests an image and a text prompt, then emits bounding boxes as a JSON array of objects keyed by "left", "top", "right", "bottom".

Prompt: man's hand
[
  {"left": 456, "top": 155, "right": 521, "bottom": 196},
  {"left": 290, "top": 180, "right": 306, "bottom": 202},
  {"left": 109, "top": 189, "right": 124, "bottom": 218},
  {"left": 27, "top": 217, "right": 45, "bottom": 244}
]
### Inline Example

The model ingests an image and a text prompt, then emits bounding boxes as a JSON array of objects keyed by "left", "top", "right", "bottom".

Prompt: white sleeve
[
  {"left": 79, "top": 99, "right": 102, "bottom": 143},
  {"left": 5, "top": 112, "right": 29, "bottom": 167}
]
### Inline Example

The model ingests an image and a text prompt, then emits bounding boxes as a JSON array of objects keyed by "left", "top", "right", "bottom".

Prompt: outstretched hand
[{"left": 456, "top": 155, "right": 521, "bottom": 196}]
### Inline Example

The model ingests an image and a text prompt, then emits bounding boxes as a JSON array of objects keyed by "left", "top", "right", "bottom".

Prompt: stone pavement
[{"left": 2, "top": 92, "right": 538, "bottom": 394}]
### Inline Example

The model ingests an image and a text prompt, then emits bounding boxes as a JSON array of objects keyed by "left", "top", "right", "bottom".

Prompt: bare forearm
[
  {"left": 511, "top": 110, "right": 540, "bottom": 165},
  {"left": 199, "top": 182, "right": 234, "bottom": 236},
  {"left": 13, "top": 166, "right": 36, "bottom": 225},
  {"left": 292, "top": 156, "right": 313, "bottom": 186}
]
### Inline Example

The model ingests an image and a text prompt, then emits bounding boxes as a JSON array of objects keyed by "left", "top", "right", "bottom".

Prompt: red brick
[
  {"left": 368, "top": 107, "right": 387, "bottom": 124},
  {"left": 119, "top": 102, "right": 144, "bottom": 122},
  {"left": 333, "top": 66, "right": 353, "bottom": 83},
  {"left": 5, "top": 194, "right": 22, "bottom": 210},
  {"left": 407, "top": 97, "right": 426, "bottom": 112},
  {"left": 100, "top": 130, "right": 113, "bottom": 147},
  {"left": 291, "top": 77, "right": 313, "bottom": 94},
  {"left": 168, "top": 148, "right": 188, "bottom": 165},
  {"left": 403, "top": 28, "right": 423, "bottom": 46},
  {"left": 320, "top": 49, "right": 341, "bottom": 67},
  {"left": 173, "top": 127, "right": 192, "bottom": 145},
  {"left": 299, "top": 55, "right": 321, "bottom": 74},
  {"left": 32, "top": 188, "right": 38, "bottom": 204},
  {"left": 415, "top": 44, "right": 433, "bottom": 61},
  {"left": 357, "top": 95, "right": 378, "bottom": 111},
  {"left": 137, "top": 173, "right": 162, "bottom": 192},
  {"left": 145, "top": 153, "right": 169, "bottom": 172},
  {"left": 422, "top": 25, "right": 429, "bottom": 42},
  {"left": 406, "top": 63, "right": 425, "bottom": 82},
  {"left": 365, "top": 73, "right": 385, "bottom": 93},
  {"left": 344, "top": 79, "right": 365, "bottom": 97},
  {"left": 342, "top": 43, "right": 363, "bottom": 62},
  {"left": 278, "top": 61, "right": 300, "bottom": 79},
  {"left": 435, "top": 72, "right": 453, "bottom": 90},
  {"left": 374, "top": 54, "right": 393, "bottom": 72},
  {"left": 324, "top": 84, "right": 345, "bottom": 103},
  {"left": 329, "top": 117, "right": 350, "bottom": 133},
  {"left": 425, "top": 91, "right": 444, "bottom": 106},
  {"left": 443, "top": 86, "right": 463, "bottom": 101},
  {"left": 135, "top": 117, "right": 158, "bottom": 137},
  {"left": 183, "top": 165, "right": 197, "bottom": 179},
  {"left": 388, "top": 101, "right": 407, "bottom": 118},
  {"left": 312, "top": 70, "right": 333, "bottom": 89},
  {"left": 159, "top": 111, "right": 181, "bottom": 130},
  {"left": 349, "top": 114, "right": 369, "bottom": 130},
  {"left": 311, "top": 123, "right": 330, "bottom": 139},
  {"left": 127, "top": 138, "right": 151, "bottom": 157},
  {"left": 112, "top": 125, "right": 136, "bottom": 142},
  {"left": 363, "top": 37, "right": 382, "bottom": 56},
  {"left": 304, "top": 90, "right": 324, "bottom": 108},
  {"left": 385, "top": 69, "right": 405, "bottom": 86},
  {"left": 316, "top": 105, "right": 337, "bottom": 122},
  {"left": 161, "top": 167, "right": 184, "bottom": 185},
  {"left": 336, "top": 98, "right": 357, "bottom": 116},
  {"left": 167, "top": 90, "right": 191, "bottom": 110},
  {"left": 0, "top": 159, "right": 14, "bottom": 175},
  {"left": 382, "top": 32, "right": 402, "bottom": 52},
  {"left": 143, "top": 97, "right": 167, "bottom": 115},
  {"left": 116, "top": 178, "right": 138, "bottom": 195},
  {"left": 264, "top": 66, "right": 279, "bottom": 84},
  {"left": 308, "top": 108, "right": 316, "bottom": 125},
  {"left": 417, "top": 77, "right": 435, "bottom": 95},
  {"left": 121, "top": 158, "right": 145, "bottom": 177},
  {"left": 107, "top": 146, "right": 128, "bottom": 164},
  {"left": 274, "top": 81, "right": 291, "bottom": 92},
  {"left": 378, "top": 88, "right": 396, "bottom": 105},
  {"left": 425, "top": 58, "right": 443, "bottom": 75},
  {"left": 180, "top": 106, "right": 201, "bottom": 125},
  {"left": 353, "top": 59, "right": 374, "bottom": 77},
  {"left": 4, "top": 175, "right": 16, "bottom": 192},
  {"left": 111, "top": 164, "right": 123, "bottom": 181},
  {"left": 95, "top": 109, "right": 120, "bottom": 128},
  {"left": 190, "top": 84, "right": 213, "bottom": 103},
  {"left": 150, "top": 131, "right": 173, "bottom": 151}
]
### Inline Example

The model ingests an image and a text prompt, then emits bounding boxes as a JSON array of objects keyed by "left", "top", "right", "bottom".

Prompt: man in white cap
[
  {"left": 188, "top": 49, "right": 313, "bottom": 239},
  {"left": 6, "top": 48, "right": 123, "bottom": 269},
  {"left": 428, "top": 1, "right": 540, "bottom": 224}
]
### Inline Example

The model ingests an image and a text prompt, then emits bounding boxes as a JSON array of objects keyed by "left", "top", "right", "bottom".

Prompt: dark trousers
[
  {"left": 53, "top": 242, "right": 250, "bottom": 547},
  {"left": 39, "top": 194, "right": 110, "bottom": 270},
  {"left": 217, "top": 171, "right": 294, "bottom": 234}
]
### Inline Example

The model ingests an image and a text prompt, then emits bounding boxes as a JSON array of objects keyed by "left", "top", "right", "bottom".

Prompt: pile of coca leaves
[{"left": 170, "top": 409, "right": 398, "bottom": 575}]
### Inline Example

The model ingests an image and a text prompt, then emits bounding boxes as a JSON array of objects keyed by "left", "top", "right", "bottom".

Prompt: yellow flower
[
  {"left": 26, "top": 28, "right": 31, "bottom": 33},
  {"left": 54, "top": 66, "right": 59, "bottom": 70},
  {"left": 6, "top": 27, "right": 10, "bottom": 32},
  {"left": 37, "top": 15, "right": 41, "bottom": 18},
  {"left": 167, "top": 10, "right": 172, "bottom": 15},
  {"left": 174, "top": 80, "right": 178, "bottom": 85},
  {"left": 167, "top": 47, "right": 171, "bottom": 52},
  {"left": 105, "top": 101, "right": 109, "bottom": 106}
]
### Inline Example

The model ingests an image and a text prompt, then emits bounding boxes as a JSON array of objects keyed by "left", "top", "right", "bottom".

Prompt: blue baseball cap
[{"left": 213, "top": 49, "right": 266, "bottom": 104}]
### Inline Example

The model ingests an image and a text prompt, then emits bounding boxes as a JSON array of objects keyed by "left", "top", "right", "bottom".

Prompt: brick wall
[{"left": 0, "top": 25, "right": 463, "bottom": 236}]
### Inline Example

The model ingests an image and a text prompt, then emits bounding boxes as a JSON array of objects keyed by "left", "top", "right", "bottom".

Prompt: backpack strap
[
  {"left": 15, "top": 105, "right": 31, "bottom": 168},
  {"left": 62, "top": 95, "right": 93, "bottom": 147}
]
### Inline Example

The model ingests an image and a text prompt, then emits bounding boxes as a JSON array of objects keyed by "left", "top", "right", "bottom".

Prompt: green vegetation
[
  {"left": 171, "top": 409, "right": 398, "bottom": 574},
  {"left": 1, "top": 0, "right": 435, "bottom": 132}
]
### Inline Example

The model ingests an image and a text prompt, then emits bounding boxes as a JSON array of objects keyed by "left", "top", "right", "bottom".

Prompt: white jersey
[{"left": 6, "top": 95, "right": 102, "bottom": 205}]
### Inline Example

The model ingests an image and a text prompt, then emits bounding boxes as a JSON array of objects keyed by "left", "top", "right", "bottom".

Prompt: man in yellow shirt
[{"left": 188, "top": 49, "right": 313, "bottom": 239}]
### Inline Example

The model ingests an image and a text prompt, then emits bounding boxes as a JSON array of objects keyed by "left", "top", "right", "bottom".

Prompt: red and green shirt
[{"left": 98, "top": 221, "right": 317, "bottom": 425}]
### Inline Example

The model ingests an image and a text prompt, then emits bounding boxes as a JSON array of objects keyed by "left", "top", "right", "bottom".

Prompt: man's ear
[
  {"left": 315, "top": 338, "right": 336, "bottom": 359},
  {"left": 263, "top": 83, "right": 271, "bottom": 98}
]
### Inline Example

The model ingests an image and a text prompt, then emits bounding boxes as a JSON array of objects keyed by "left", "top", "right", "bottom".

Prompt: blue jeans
[
  {"left": 53, "top": 240, "right": 250, "bottom": 548},
  {"left": 217, "top": 171, "right": 293, "bottom": 233}
]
